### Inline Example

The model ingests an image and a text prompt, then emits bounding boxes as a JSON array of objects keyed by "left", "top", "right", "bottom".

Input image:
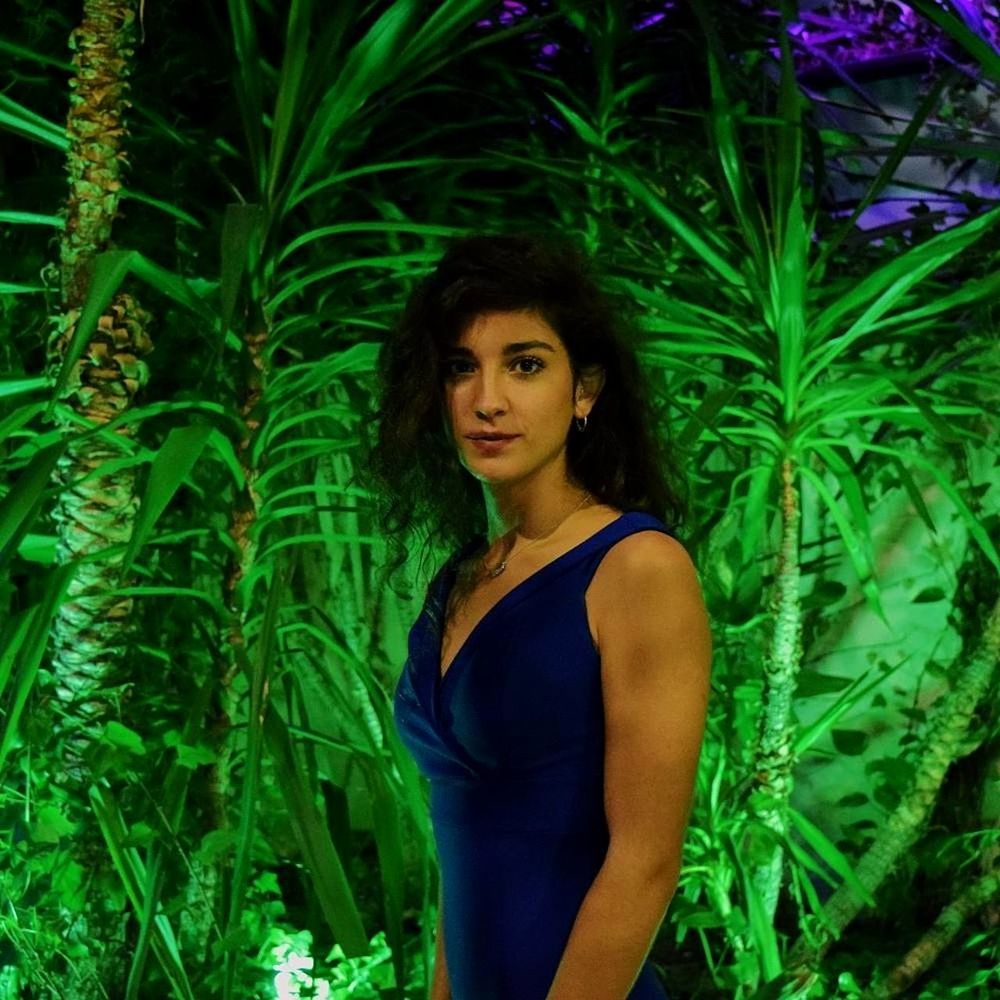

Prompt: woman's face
[{"left": 440, "top": 309, "right": 597, "bottom": 486}]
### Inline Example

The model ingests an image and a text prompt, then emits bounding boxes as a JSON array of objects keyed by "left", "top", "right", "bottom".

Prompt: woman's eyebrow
[{"left": 444, "top": 340, "right": 557, "bottom": 358}]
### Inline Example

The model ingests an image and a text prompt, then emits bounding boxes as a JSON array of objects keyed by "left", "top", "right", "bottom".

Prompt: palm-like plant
[
  {"left": 472, "top": 0, "right": 1000, "bottom": 992},
  {"left": 3, "top": 0, "right": 551, "bottom": 995},
  {"left": 39, "top": 1, "right": 154, "bottom": 995},
  {"left": 2, "top": 1, "right": 998, "bottom": 997}
]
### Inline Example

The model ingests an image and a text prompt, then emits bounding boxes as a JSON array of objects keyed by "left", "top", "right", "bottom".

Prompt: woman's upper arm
[{"left": 590, "top": 531, "right": 712, "bottom": 879}]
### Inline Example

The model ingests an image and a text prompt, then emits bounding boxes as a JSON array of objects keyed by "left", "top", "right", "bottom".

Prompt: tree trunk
[
  {"left": 749, "top": 458, "right": 804, "bottom": 920},
  {"left": 867, "top": 868, "right": 1000, "bottom": 999},
  {"left": 44, "top": 2, "right": 152, "bottom": 996},
  {"left": 787, "top": 595, "right": 1000, "bottom": 971}
]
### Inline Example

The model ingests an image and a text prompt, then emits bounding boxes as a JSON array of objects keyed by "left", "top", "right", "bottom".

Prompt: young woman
[{"left": 362, "top": 232, "right": 712, "bottom": 1000}]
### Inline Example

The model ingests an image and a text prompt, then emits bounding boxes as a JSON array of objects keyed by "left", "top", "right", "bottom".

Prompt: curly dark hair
[{"left": 354, "top": 229, "right": 691, "bottom": 603}]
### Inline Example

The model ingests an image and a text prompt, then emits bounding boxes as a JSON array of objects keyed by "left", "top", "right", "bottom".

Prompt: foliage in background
[{"left": 0, "top": 1, "right": 998, "bottom": 998}]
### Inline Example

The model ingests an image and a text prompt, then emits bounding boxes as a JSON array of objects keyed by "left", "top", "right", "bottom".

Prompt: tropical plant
[
  {"left": 1, "top": 1, "right": 998, "bottom": 998},
  {"left": 474, "top": 0, "right": 1000, "bottom": 993}
]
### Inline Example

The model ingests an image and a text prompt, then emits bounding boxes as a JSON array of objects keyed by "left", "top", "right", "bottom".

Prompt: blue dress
[{"left": 393, "top": 510, "right": 674, "bottom": 999}]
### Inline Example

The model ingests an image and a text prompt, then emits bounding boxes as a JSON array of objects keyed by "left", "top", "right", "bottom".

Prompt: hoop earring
[{"left": 574, "top": 415, "right": 588, "bottom": 432}]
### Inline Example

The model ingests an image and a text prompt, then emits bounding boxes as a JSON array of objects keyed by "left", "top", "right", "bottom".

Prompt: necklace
[{"left": 482, "top": 490, "right": 593, "bottom": 579}]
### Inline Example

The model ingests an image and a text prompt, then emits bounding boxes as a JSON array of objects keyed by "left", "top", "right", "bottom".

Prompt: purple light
[{"left": 635, "top": 13, "right": 667, "bottom": 30}]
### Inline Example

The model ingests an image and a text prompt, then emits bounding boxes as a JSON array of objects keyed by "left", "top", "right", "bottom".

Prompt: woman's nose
[{"left": 471, "top": 376, "right": 509, "bottom": 412}]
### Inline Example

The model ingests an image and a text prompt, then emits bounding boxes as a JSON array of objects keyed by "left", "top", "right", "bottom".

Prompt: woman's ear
[{"left": 576, "top": 364, "right": 606, "bottom": 411}]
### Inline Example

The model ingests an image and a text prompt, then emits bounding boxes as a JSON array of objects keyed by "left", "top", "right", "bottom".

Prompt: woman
[{"left": 361, "top": 231, "right": 712, "bottom": 999}]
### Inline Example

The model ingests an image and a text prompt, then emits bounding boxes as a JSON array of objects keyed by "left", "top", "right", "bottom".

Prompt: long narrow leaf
[
  {"left": 908, "top": 0, "right": 1000, "bottom": 82},
  {"left": 0, "top": 211, "right": 62, "bottom": 227},
  {"left": 794, "top": 654, "right": 911, "bottom": 756},
  {"left": 267, "top": 0, "right": 313, "bottom": 202},
  {"left": 0, "top": 564, "right": 78, "bottom": 774},
  {"left": 806, "top": 204, "right": 1000, "bottom": 375},
  {"left": 223, "top": 558, "right": 284, "bottom": 999},
  {"left": 89, "top": 784, "right": 196, "bottom": 1000},
  {"left": 606, "top": 162, "right": 747, "bottom": 292},
  {"left": 120, "top": 423, "right": 215, "bottom": 576},
  {"left": 787, "top": 806, "right": 877, "bottom": 907},
  {"left": 797, "top": 465, "right": 887, "bottom": 627},
  {"left": 812, "top": 72, "right": 951, "bottom": 276},
  {"left": 218, "top": 203, "right": 263, "bottom": 351},
  {"left": 689, "top": 4, "right": 769, "bottom": 281},
  {"left": 0, "top": 93, "right": 68, "bottom": 149},
  {"left": 259, "top": 688, "right": 370, "bottom": 955},
  {"left": 0, "top": 441, "right": 65, "bottom": 568},
  {"left": 811, "top": 438, "right": 1000, "bottom": 574},
  {"left": 226, "top": 0, "right": 266, "bottom": 192}
]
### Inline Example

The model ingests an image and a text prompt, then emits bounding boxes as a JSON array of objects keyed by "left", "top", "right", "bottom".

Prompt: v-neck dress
[{"left": 392, "top": 510, "right": 674, "bottom": 1000}]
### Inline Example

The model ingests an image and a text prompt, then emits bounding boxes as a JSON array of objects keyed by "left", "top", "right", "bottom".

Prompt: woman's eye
[
  {"left": 515, "top": 356, "right": 545, "bottom": 374},
  {"left": 444, "top": 356, "right": 545, "bottom": 377}
]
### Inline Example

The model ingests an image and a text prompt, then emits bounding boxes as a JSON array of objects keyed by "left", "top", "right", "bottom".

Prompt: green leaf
[
  {"left": 101, "top": 721, "right": 146, "bottom": 756},
  {"left": 52, "top": 857, "right": 86, "bottom": 909},
  {"left": 796, "top": 672, "right": 853, "bottom": 698},
  {"left": 787, "top": 806, "right": 876, "bottom": 906},
  {"left": 545, "top": 92, "right": 603, "bottom": 146},
  {"left": 795, "top": 655, "right": 910, "bottom": 756},
  {"left": 907, "top": 0, "right": 1000, "bottom": 83},
  {"left": 0, "top": 92, "right": 67, "bottom": 149},
  {"left": 831, "top": 728, "right": 870, "bottom": 756},
  {"left": 121, "top": 822, "right": 156, "bottom": 849},
  {"left": 837, "top": 793, "right": 869, "bottom": 808},
  {"left": 32, "top": 804, "right": 77, "bottom": 843},
  {"left": 226, "top": 0, "right": 266, "bottom": 193},
  {"left": 606, "top": 161, "right": 746, "bottom": 292},
  {"left": 0, "top": 564, "right": 79, "bottom": 774},
  {"left": 218, "top": 203, "right": 263, "bottom": 350},
  {"left": 130, "top": 252, "right": 217, "bottom": 322},
  {"left": 267, "top": 252, "right": 429, "bottom": 312},
  {"left": 224, "top": 558, "right": 285, "bottom": 998},
  {"left": 281, "top": 1, "right": 422, "bottom": 209},
  {"left": 254, "top": 663, "right": 370, "bottom": 957},
  {"left": 813, "top": 438, "right": 1000, "bottom": 575},
  {"left": 0, "top": 377, "right": 47, "bottom": 398},
  {"left": 724, "top": 828, "right": 781, "bottom": 978},
  {"left": 195, "top": 828, "right": 238, "bottom": 865},
  {"left": 119, "top": 189, "right": 204, "bottom": 229},
  {"left": 267, "top": 0, "right": 314, "bottom": 202},
  {"left": 701, "top": 40, "right": 768, "bottom": 282},
  {"left": 797, "top": 464, "right": 886, "bottom": 627},
  {"left": 176, "top": 743, "right": 218, "bottom": 768},
  {"left": 119, "top": 422, "right": 215, "bottom": 576},
  {"left": 0, "top": 210, "right": 62, "bottom": 227},
  {"left": 0, "top": 38, "right": 72, "bottom": 70},
  {"left": 813, "top": 71, "right": 951, "bottom": 274},
  {"left": 89, "top": 783, "right": 195, "bottom": 1000},
  {"left": 806, "top": 204, "right": 1000, "bottom": 375},
  {"left": 0, "top": 441, "right": 65, "bottom": 570}
]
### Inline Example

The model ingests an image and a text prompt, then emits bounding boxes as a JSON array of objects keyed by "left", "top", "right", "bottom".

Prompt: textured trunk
[
  {"left": 870, "top": 869, "right": 1000, "bottom": 999},
  {"left": 44, "top": 2, "right": 151, "bottom": 997},
  {"left": 980, "top": 744, "right": 1000, "bottom": 929},
  {"left": 749, "top": 458, "right": 804, "bottom": 920},
  {"left": 787, "top": 595, "right": 1000, "bottom": 972},
  {"left": 191, "top": 299, "right": 270, "bottom": 949}
]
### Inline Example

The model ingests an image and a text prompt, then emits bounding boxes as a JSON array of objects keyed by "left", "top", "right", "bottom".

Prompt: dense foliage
[{"left": 1, "top": 1, "right": 998, "bottom": 997}]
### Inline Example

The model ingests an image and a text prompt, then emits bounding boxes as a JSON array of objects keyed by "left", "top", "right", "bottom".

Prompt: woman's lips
[{"left": 468, "top": 435, "right": 519, "bottom": 452}]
